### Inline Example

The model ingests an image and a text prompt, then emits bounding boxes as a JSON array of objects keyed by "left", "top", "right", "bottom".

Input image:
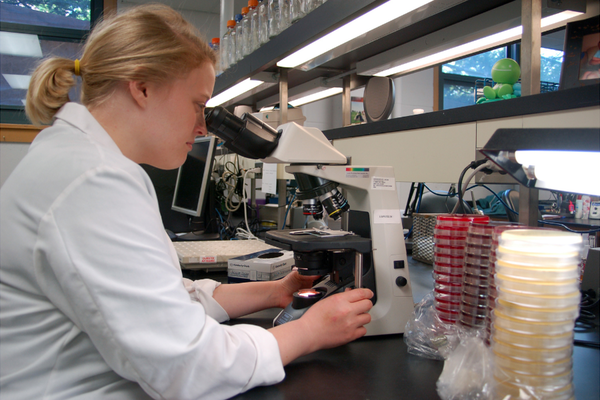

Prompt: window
[
  {"left": 1, "top": 0, "right": 101, "bottom": 124},
  {"left": 439, "top": 30, "right": 564, "bottom": 111}
]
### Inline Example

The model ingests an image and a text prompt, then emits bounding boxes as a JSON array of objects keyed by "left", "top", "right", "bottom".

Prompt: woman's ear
[{"left": 128, "top": 80, "right": 149, "bottom": 108}]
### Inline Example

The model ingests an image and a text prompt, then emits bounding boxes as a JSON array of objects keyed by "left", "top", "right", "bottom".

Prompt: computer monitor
[
  {"left": 140, "top": 165, "right": 189, "bottom": 233},
  {"left": 172, "top": 135, "right": 217, "bottom": 217}
]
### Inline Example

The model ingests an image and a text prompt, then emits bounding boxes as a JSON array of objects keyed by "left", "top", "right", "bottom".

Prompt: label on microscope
[
  {"left": 345, "top": 167, "right": 370, "bottom": 178},
  {"left": 371, "top": 176, "right": 395, "bottom": 190},
  {"left": 374, "top": 209, "right": 401, "bottom": 224}
]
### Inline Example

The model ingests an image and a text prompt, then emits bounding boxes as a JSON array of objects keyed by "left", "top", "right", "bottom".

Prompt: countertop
[{"left": 195, "top": 257, "right": 599, "bottom": 400}]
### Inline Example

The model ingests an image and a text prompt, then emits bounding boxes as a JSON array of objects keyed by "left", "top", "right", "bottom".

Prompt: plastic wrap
[
  {"left": 404, "top": 292, "right": 459, "bottom": 360},
  {"left": 436, "top": 336, "right": 495, "bottom": 400}
]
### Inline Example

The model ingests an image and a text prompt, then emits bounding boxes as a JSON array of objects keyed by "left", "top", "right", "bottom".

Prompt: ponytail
[
  {"left": 25, "top": 4, "right": 216, "bottom": 126},
  {"left": 26, "top": 57, "right": 79, "bottom": 126}
]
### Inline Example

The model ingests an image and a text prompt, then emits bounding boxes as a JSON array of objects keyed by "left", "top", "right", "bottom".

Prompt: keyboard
[{"left": 173, "top": 240, "right": 278, "bottom": 269}]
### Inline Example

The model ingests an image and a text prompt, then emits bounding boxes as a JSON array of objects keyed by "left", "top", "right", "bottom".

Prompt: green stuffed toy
[{"left": 478, "top": 58, "right": 521, "bottom": 103}]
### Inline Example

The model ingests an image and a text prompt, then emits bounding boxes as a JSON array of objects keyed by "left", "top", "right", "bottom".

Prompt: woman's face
[{"left": 143, "top": 62, "right": 216, "bottom": 170}]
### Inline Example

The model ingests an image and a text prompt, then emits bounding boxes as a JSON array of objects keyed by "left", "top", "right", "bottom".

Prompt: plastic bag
[
  {"left": 404, "top": 292, "right": 459, "bottom": 360},
  {"left": 436, "top": 336, "right": 495, "bottom": 400}
]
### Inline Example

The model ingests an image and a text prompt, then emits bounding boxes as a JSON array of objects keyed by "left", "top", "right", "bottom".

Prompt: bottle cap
[
  {"left": 211, "top": 37, "right": 220, "bottom": 44},
  {"left": 242, "top": 7, "right": 249, "bottom": 15},
  {"left": 227, "top": 20, "right": 236, "bottom": 28},
  {"left": 249, "top": 0, "right": 259, "bottom": 6}
]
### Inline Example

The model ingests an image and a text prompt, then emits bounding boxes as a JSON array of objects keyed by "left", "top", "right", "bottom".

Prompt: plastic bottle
[
  {"left": 268, "top": 0, "right": 280, "bottom": 39},
  {"left": 258, "top": 0, "right": 269, "bottom": 45},
  {"left": 248, "top": 0, "right": 259, "bottom": 53},
  {"left": 290, "top": 0, "right": 306, "bottom": 23},
  {"left": 306, "top": 0, "right": 321, "bottom": 12},
  {"left": 235, "top": 12, "right": 245, "bottom": 63},
  {"left": 279, "top": 0, "right": 291, "bottom": 32},
  {"left": 221, "top": 20, "right": 236, "bottom": 71},
  {"left": 211, "top": 37, "right": 221, "bottom": 75},
  {"left": 575, "top": 195, "right": 583, "bottom": 219}
]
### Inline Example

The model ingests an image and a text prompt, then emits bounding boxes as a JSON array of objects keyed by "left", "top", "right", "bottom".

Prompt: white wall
[
  {"left": 392, "top": 68, "right": 434, "bottom": 118},
  {"left": 0, "top": 142, "right": 29, "bottom": 187},
  {"left": 299, "top": 94, "right": 343, "bottom": 131}
]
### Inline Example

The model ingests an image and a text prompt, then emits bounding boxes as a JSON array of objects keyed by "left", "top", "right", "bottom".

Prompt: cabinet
[
  {"left": 214, "top": 0, "right": 516, "bottom": 109},
  {"left": 215, "top": 0, "right": 600, "bottom": 227}
]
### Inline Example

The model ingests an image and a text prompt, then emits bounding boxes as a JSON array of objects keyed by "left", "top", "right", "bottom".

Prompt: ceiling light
[
  {"left": 2, "top": 74, "right": 31, "bottom": 89},
  {"left": 207, "top": 78, "right": 264, "bottom": 107},
  {"left": 0, "top": 32, "right": 43, "bottom": 57},
  {"left": 277, "top": 0, "right": 434, "bottom": 69},
  {"left": 289, "top": 87, "right": 343, "bottom": 107},
  {"left": 371, "top": 11, "right": 581, "bottom": 77}
]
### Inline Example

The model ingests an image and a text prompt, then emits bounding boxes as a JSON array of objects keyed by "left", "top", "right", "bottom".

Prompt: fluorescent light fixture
[
  {"left": 515, "top": 150, "right": 599, "bottom": 195},
  {"left": 480, "top": 128, "right": 600, "bottom": 196},
  {"left": 0, "top": 32, "right": 43, "bottom": 57},
  {"left": 373, "top": 11, "right": 581, "bottom": 77},
  {"left": 207, "top": 78, "right": 264, "bottom": 107},
  {"left": 289, "top": 87, "right": 343, "bottom": 107},
  {"left": 2, "top": 74, "right": 31, "bottom": 89},
  {"left": 277, "top": 0, "right": 434, "bottom": 69}
]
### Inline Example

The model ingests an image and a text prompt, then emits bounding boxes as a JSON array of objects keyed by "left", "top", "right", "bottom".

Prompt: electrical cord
[
  {"left": 574, "top": 289, "right": 599, "bottom": 348},
  {"left": 477, "top": 184, "right": 518, "bottom": 215},
  {"left": 461, "top": 161, "right": 494, "bottom": 203},
  {"left": 405, "top": 183, "right": 424, "bottom": 239},
  {"left": 422, "top": 184, "right": 458, "bottom": 197},
  {"left": 282, "top": 190, "right": 297, "bottom": 230},
  {"left": 452, "top": 160, "right": 489, "bottom": 214},
  {"left": 223, "top": 169, "right": 242, "bottom": 212},
  {"left": 537, "top": 220, "right": 600, "bottom": 234},
  {"left": 236, "top": 168, "right": 262, "bottom": 241}
]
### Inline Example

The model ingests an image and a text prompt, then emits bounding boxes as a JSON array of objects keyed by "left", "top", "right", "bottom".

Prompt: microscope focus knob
[{"left": 395, "top": 276, "right": 408, "bottom": 287}]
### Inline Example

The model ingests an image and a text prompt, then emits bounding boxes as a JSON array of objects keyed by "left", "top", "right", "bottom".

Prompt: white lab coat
[{"left": 0, "top": 103, "right": 285, "bottom": 400}]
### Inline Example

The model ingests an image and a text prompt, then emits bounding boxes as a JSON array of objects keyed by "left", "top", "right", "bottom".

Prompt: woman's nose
[{"left": 195, "top": 116, "right": 208, "bottom": 137}]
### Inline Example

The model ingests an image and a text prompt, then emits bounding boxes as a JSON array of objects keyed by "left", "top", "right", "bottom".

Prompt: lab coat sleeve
[
  {"left": 182, "top": 278, "right": 230, "bottom": 323},
  {"left": 34, "top": 164, "right": 285, "bottom": 400}
]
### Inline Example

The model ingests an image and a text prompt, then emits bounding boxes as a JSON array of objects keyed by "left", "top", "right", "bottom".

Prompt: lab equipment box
[{"left": 227, "top": 249, "right": 294, "bottom": 283}]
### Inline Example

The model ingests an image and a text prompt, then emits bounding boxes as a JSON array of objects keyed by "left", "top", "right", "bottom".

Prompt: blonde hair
[{"left": 26, "top": 4, "right": 217, "bottom": 125}]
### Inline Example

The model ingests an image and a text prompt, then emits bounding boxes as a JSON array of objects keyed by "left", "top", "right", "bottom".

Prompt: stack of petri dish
[
  {"left": 492, "top": 229, "right": 582, "bottom": 399},
  {"left": 485, "top": 224, "right": 523, "bottom": 344},
  {"left": 432, "top": 214, "right": 489, "bottom": 324},
  {"left": 459, "top": 222, "right": 494, "bottom": 330}
]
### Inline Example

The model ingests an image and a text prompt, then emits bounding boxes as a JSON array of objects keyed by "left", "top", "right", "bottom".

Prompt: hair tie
[{"left": 74, "top": 59, "right": 81, "bottom": 76}]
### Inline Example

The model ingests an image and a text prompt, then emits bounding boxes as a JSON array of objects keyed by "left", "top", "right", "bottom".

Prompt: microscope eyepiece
[{"left": 204, "top": 106, "right": 280, "bottom": 159}]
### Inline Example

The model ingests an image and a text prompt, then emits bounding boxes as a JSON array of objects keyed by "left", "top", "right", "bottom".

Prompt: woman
[{"left": 0, "top": 5, "right": 373, "bottom": 400}]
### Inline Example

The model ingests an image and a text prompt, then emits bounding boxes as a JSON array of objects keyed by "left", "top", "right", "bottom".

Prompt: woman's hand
[
  {"left": 298, "top": 288, "right": 373, "bottom": 351},
  {"left": 269, "top": 287, "right": 373, "bottom": 365},
  {"left": 275, "top": 269, "right": 320, "bottom": 309}
]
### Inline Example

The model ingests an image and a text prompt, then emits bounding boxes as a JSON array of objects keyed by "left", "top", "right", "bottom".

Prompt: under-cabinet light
[
  {"left": 289, "top": 87, "right": 343, "bottom": 107},
  {"left": 372, "top": 11, "right": 582, "bottom": 77},
  {"left": 207, "top": 78, "right": 264, "bottom": 107},
  {"left": 276, "top": 0, "right": 434, "bottom": 69}
]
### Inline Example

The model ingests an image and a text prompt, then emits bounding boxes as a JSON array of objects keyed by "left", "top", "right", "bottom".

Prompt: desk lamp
[{"left": 479, "top": 128, "right": 600, "bottom": 196}]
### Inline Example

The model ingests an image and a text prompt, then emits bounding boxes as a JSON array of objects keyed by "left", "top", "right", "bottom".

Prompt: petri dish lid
[
  {"left": 468, "top": 222, "right": 495, "bottom": 235},
  {"left": 499, "top": 230, "right": 582, "bottom": 255},
  {"left": 436, "top": 214, "right": 490, "bottom": 226}
]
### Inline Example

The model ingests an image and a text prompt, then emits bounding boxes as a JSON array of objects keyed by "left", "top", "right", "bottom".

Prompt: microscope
[{"left": 205, "top": 107, "right": 414, "bottom": 336}]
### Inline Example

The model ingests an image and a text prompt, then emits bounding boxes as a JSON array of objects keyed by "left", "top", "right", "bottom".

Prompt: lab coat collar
[{"left": 54, "top": 102, "right": 123, "bottom": 156}]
